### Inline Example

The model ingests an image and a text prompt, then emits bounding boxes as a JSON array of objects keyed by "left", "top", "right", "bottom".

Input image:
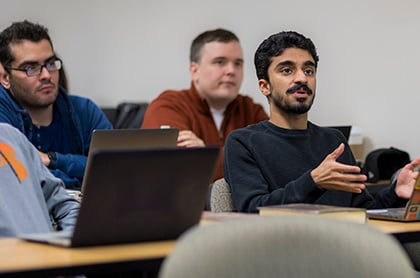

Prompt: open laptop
[
  {"left": 88, "top": 128, "right": 179, "bottom": 154},
  {"left": 367, "top": 174, "right": 420, "bottom": 222},
  {"left": 20, "top": 146, "right": 219, "bottom": 247},
  {"left": 81, "top": 128, "right": 178, "bottom": 191}
]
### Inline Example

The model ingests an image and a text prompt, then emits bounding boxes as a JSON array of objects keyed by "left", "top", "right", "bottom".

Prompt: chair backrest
[
  {"left": 209, "top": 178, "right": 236, "bottom": 212},
  {"left": 114, "top": 102, "right": 149, "bottom": 129},
  {"left": 100, "top": 102, "right": 149, "bottom": 129},
  {"left": 159, "top": 215, "right": 415, "bottom": 278},
  {"left": 101, "top": 107, "right": 117, "bottom": 125}
]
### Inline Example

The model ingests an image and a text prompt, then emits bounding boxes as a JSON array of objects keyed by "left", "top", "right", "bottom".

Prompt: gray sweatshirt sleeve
[
  {"left": 11, "top": 123, "right": 80, "bottom": 231},
  {"left": 40, "top": 164, "right": 80, "bottom": 231}
]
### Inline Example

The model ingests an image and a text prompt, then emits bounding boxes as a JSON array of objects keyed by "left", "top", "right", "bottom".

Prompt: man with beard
[
  {"left": 0, "top": 21, "right": 112, "bottom": 189},
  {"left": 223, "top": 31, "right": 420, "bottom": 213}
]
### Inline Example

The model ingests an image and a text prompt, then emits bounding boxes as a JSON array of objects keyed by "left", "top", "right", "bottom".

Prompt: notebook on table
[
  {"left": 20, "top": 146, "right": 219, "bottom": 247},
  {"left": 367, "top": 174, "right": 420, "bottom": 222}
]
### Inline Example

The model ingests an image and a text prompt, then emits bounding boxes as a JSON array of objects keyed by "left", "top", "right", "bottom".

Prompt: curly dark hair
[
  {"left": 0, "top": 20, "right": 53, "bottom": 69},
  {"left": 254, "top": 31, "right": 319, "bottom": 81}
]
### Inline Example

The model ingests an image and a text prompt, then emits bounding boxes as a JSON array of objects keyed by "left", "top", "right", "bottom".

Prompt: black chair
[{"left": 102, "top": 102, "right": 148, "bottom": 129}]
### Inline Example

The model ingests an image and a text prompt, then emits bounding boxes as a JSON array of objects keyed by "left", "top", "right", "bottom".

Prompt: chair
[
  {"left": 209, "top": 178, "right": 236, "bottom": 212},
  {"left": 159, "top": 215, "right": 416, "bottom": 278},
  {"left": 101, "top": 106, "right": 118, "bottom": 125},
  {"left": 113, "top": 102, "right": 148, "bottom": 129},
  {"left": 404, "top": 243, "right": 420, "bottom": 271},
  {"left": 101, "top": 102, "right": 149, "bottom": 129}
]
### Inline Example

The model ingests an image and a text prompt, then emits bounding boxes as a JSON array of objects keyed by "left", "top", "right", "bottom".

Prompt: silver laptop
[
  {"left": 367, "top": 174, "right": 420, "bottom": 222},
  {"left": 20, "top": 146, "right": 219, "bottom": 247},
  {"left": 88, "top": 128, "right": 179, "bottom": 154},
  {"left": 81, "top": 128, "right": 178, "bottom": 191}
]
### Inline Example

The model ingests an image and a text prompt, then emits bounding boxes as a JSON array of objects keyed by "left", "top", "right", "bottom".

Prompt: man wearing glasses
[{"left": 0, "top": 20, "right": 112, "bottom": 190}]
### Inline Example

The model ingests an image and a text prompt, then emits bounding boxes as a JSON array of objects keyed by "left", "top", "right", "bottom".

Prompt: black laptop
[{"left": 20, "top": 146, "right": 219, "bottom": 247}]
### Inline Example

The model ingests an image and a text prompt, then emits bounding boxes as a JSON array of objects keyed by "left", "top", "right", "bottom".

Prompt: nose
[
  {"left": 294, "top": 69, "right": 308, "bottom": 84},
  {"left": 225, "top": 62, "right": 237, "bottom": 75},
  {"left": 38, "top": 65, "right": 52, "bottom": 79}
]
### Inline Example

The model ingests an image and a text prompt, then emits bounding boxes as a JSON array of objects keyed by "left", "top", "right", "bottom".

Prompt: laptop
[
  {"left": 88, "top": 128, "right": 179, "bottom": 154},
  {"left": 367, "top": 174, "right": 420, "bottom": 222},
  {"left": 20, "top": 146, "right": 219, "bottom": 247},
  {"left": 81, "top": 128, "right": 179, "bottom": 191}
]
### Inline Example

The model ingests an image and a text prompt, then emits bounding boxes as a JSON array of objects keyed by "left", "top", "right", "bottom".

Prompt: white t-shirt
[{"left": 210, "top": 108, "right": 225, "bottom": 138}]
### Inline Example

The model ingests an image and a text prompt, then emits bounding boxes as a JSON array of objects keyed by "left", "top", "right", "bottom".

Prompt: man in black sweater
[{"left": 223, "top": 31, "right": 420, "bottom": 213}]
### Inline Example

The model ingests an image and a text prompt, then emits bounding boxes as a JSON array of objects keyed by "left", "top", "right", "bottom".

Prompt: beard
[
  {"left": 9, "top": 81, "right": 58, "bottom": 110},
  {"left": 271, "top": 85, "right": 314, "bottom": 115}
]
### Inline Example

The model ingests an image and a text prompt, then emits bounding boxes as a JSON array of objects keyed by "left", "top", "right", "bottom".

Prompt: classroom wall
[{"left": 1, "top": 0, "right": 420, "bottom": 161}]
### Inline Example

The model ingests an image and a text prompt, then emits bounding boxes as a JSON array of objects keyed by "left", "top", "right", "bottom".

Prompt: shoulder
[
  {"left": 0, "top": 84, "right": 9, "bottom": 96},
  {"left": 0, "top": 85, "right": 8, "bottom": 97},
  {"left": 64, "top": 94, "right": 102, "bottom": 113},
  {"left": 67, "top": 94, "right": 97, "bottom": 106},
  {"left": 309, "top": 122, "right": 346, "bottom": 142},
  {"left": 0, "top": 122, "right": 19, "bottom": 133},
  {"left": 0, "top": 85, "right": 18, "bottom": 108},
  {"left": 151, "top": 89, "right": 191, "bottom": 102},
  {"left": 0, "top": 123, "right": 32, "bottom": 148},
  {"left": 227, "top": 121, "right": 267, "bottom": 140},
  {"left": 147, "top": 89, "right": 196, "bottom": 111}
]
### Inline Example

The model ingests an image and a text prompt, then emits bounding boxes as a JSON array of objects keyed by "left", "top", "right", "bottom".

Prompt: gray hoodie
[{"left": 0, "top": 123, "right": 79, "bottom": 237}]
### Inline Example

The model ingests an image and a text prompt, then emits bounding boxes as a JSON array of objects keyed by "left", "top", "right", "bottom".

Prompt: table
[
  {"left": 2, "top": 212, "right": 420, "bottom": 277},
  {"left": 368, "top": 219, "right": 420, "bottom": 243},
  {"left": 202, "top": 211, "right": 420, "bottom": 243},
  {"left": 0, "top": 238, "right": 175, "bottom": 277}
]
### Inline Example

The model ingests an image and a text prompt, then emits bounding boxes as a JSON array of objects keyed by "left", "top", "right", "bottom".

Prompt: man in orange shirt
[{"left": 142, "top": 28, "right": 268, "bottom": 180}]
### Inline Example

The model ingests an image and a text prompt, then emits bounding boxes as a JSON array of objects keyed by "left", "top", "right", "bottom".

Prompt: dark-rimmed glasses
[{"left": 6, "top": 59, "right": 62, "bottom": 77}]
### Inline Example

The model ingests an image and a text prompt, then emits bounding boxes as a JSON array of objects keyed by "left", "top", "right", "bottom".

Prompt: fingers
[
  {"left": 327, "top": 143, "right": 363, "bottom": 173},
  {"left": 327, "top": 172, "right": 366, "bottom": 187},
  {"left": 334, "top": 163, "right": 363, "bottom": 174},
  {"left": 320, "top": 177, "right": 366, "bottom": 193},
  {"left": 313, "top": 143, "right": 366, "bottom": 192},
  {"left": 38, "top": 151, "right": 49, "bottom": 166},
  {"left": 177, "top": 130, "right": 193, "bottom": 144},
  {"left": 343, "top": 182, "right": 365, "bottom": 193},
  {"left": 324, "top": 144, "right": 362, "bottom": 174},
  {"left": 327, "top": 143, "right": 345, "bottom": 160},
  {"left": 407, "top": 157, "right": 420, "bottom": 171},
  {"left": 177, "top": 130, "right": 205, "bottom": 147}
]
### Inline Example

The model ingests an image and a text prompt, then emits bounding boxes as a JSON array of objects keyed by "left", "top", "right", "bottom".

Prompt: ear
[
  {"left": 189, "top": 61, "right": 199, "bottom": 81},
  {"left": 258, "top": 79, "right": 271, "bottom": 97},
  {"left": 0, "top": 65, "right": 11, "bottom": 89}
]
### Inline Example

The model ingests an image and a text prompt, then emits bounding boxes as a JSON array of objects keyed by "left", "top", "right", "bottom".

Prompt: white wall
[{"left": 1, "top": 0, "right": 420, "bottom": 161}]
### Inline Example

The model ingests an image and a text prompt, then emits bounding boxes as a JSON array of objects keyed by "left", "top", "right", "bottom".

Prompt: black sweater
[{"left": 223, "top": 120, "right": 406, "bottom": 213}]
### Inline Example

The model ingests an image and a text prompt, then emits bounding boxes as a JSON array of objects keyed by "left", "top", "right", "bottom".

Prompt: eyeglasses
[{"left": 6, "top": 59, "right": 62, "bottom": 77}]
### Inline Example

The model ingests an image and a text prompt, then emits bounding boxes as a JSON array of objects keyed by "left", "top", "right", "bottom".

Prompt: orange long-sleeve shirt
[{"left": 142, "top": 83, "right": 268, "bottom": 181}]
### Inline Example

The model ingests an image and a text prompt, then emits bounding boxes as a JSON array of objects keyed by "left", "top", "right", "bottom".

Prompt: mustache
[
  {"left": 286, "top": 84, "right": 313, "bottom": 95},
  {"left": 36, "top": 81, "right": 56, "bottom": 90}
]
